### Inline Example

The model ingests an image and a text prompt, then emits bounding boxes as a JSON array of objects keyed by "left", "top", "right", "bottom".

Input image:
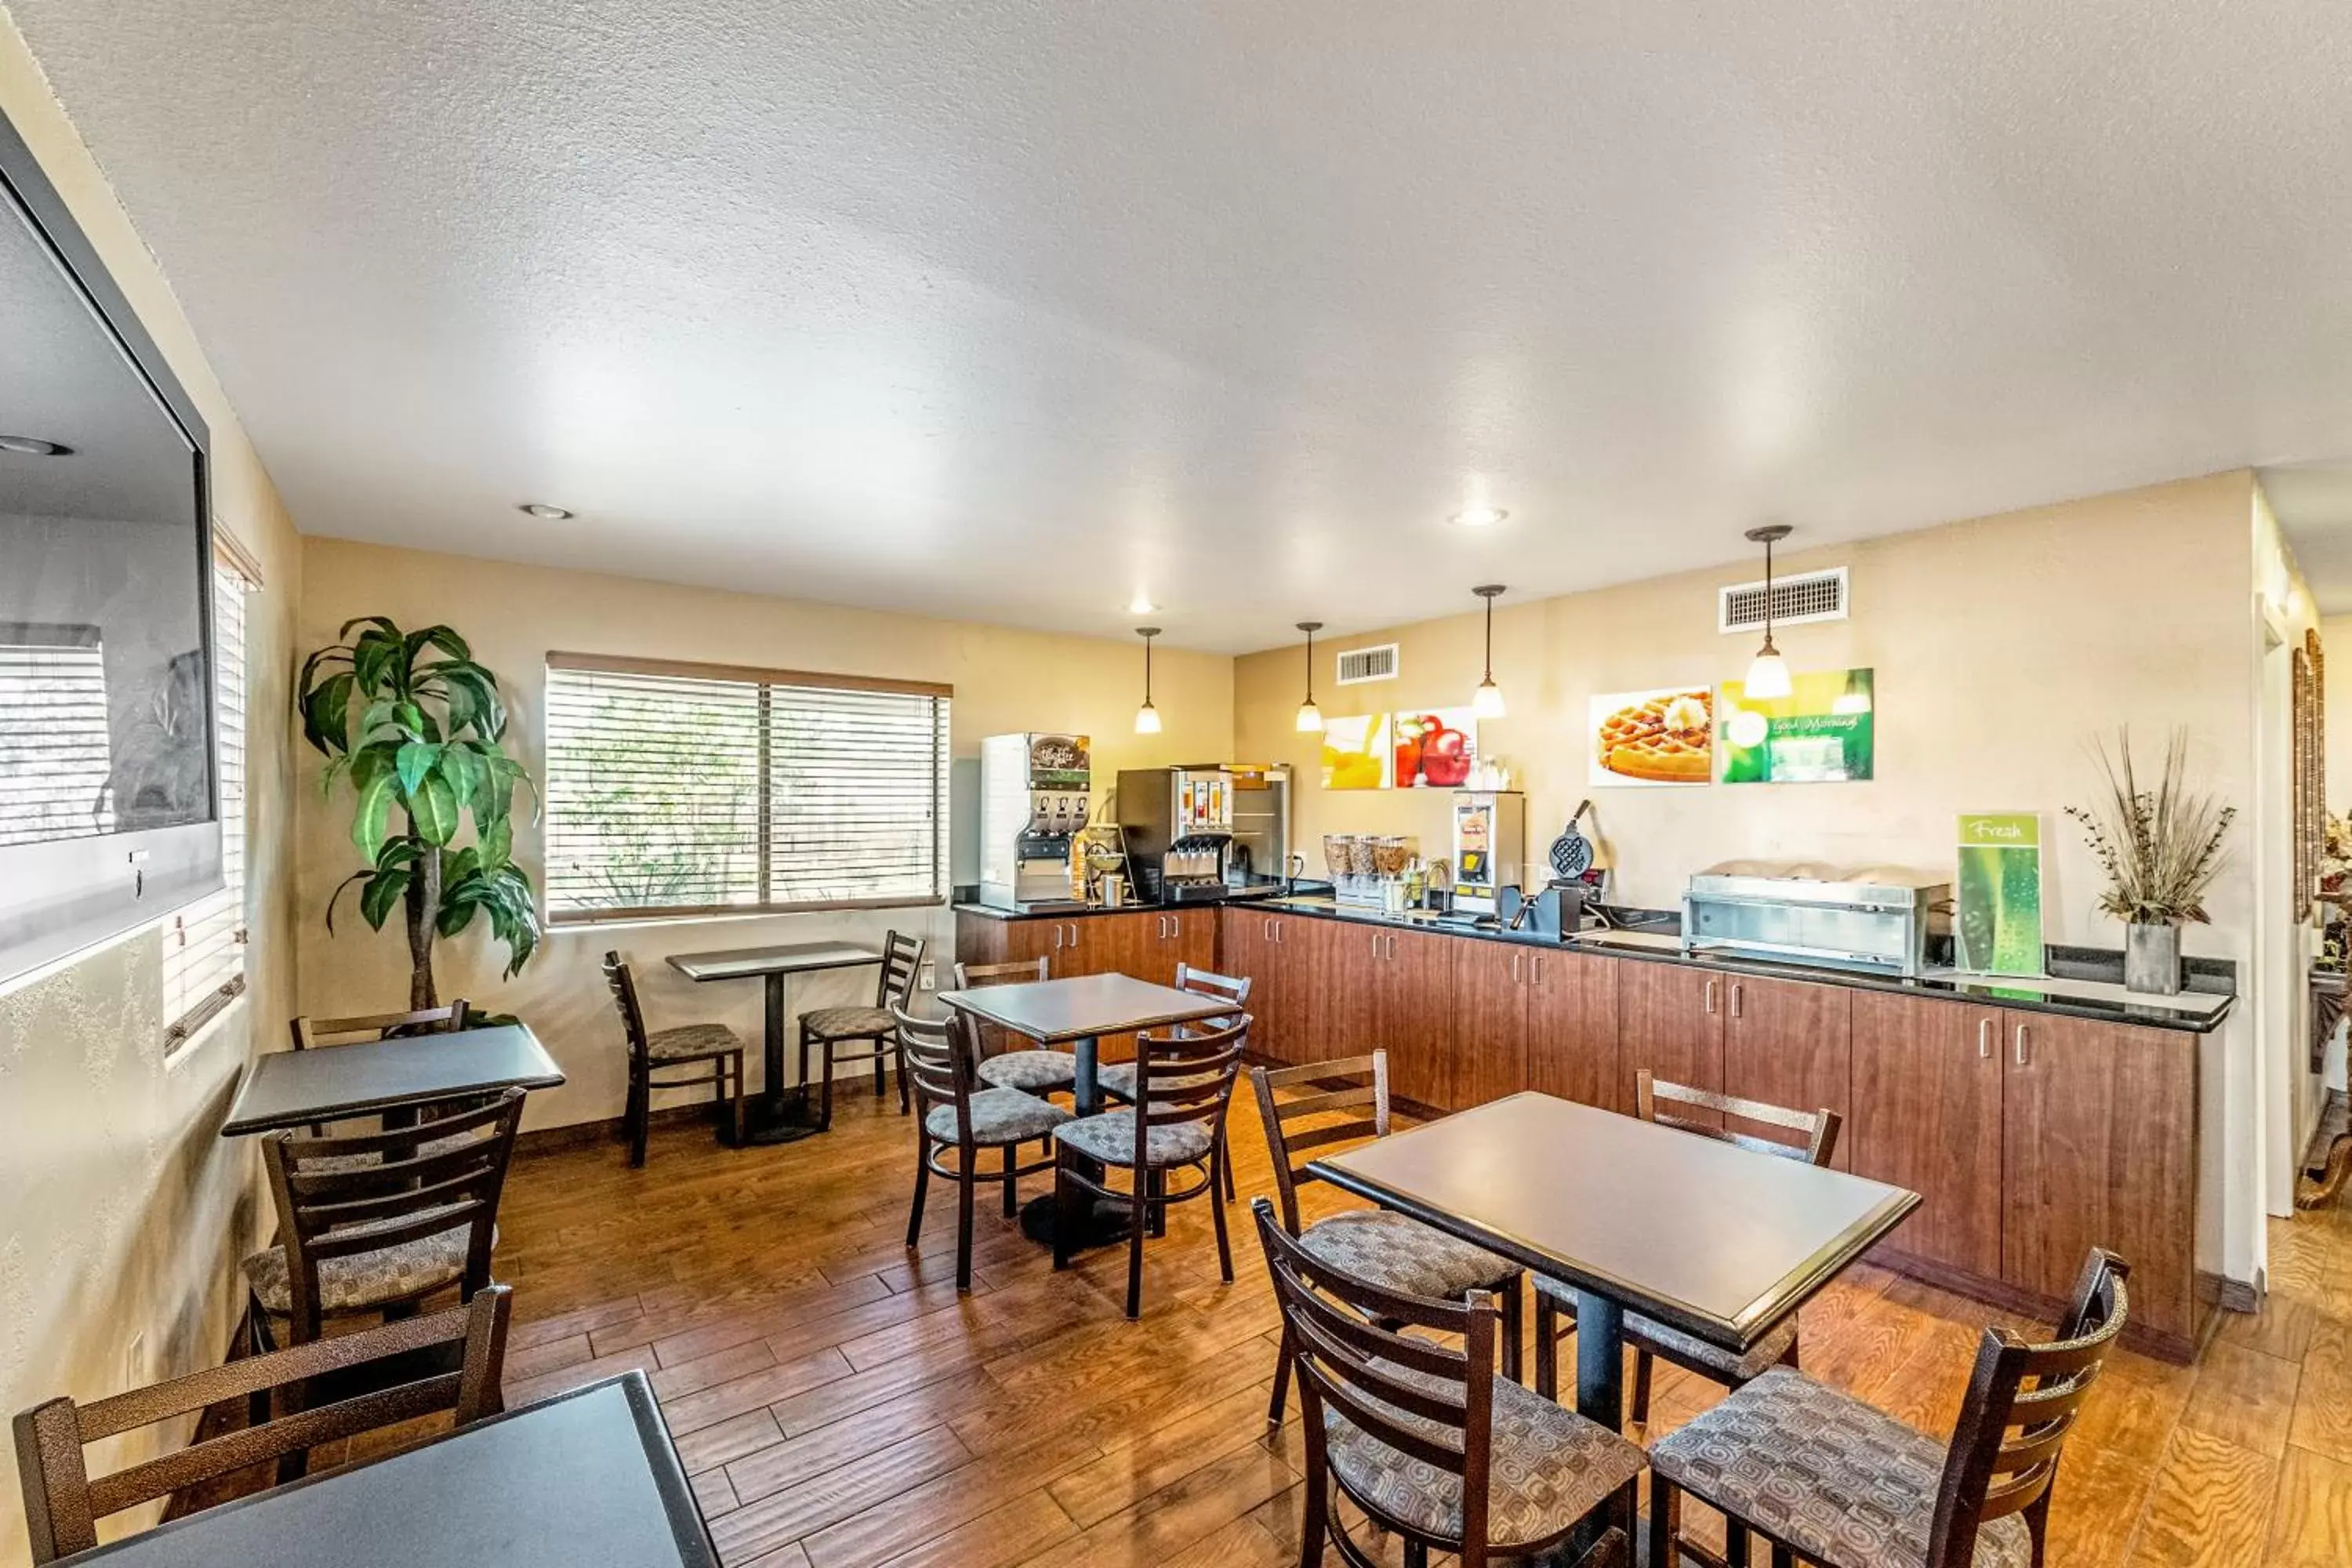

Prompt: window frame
[
  {"left": 161, "top": 539, "right": 260, "bottom": 1053},
  {"left": 541, "top": 651, "right": 953, "bottom": 927}
]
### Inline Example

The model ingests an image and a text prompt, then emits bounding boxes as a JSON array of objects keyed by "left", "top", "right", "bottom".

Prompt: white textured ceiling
[{"left": 13, "top": 2, "right": 2352, "bottom": 651}]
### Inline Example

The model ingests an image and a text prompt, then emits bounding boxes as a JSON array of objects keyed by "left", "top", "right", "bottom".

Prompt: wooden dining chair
[
  {"left": 1099, "top": 964, "right": 1253, "bottom": 1199},
  {"left": 1252, "top": 1052, "right": 1525, "bottom": 1427},
  {"left": 1646, "top": 1250, "right": 2129, "bottom": 1568},
  {"left": 13, "top": 1286, "right": 512, "bottom": 1563},
  {"left": 1052, "top": 1015, "right": 1250, "bottom": 1317},
  {"left": 289, "top": 1000, "right": 472, "bottom": 1051},
  {"left": 1534, "top": 1070, "right": 1842, "bottom": 1423},
  {"left": 952, "top": 957, "right": 1078, "bottom": 1100},
  {"left": 900, "top": 1007, "right": 1071, "bottom": 1290},
  {"left": 1251, "top": 1198, "right": 1640, "bottom": 1568},
  {"left": 241, "top": 1089, "right": 524, "bottom": 1350},
  {"left": 800, "top": 931, "right": 927, "bottom": 1129},
  {"left": 603, "top": 950, "right": 746, "bottom": 1166}
]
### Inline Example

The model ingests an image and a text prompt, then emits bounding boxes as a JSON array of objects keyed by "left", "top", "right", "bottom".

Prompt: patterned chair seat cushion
[
  {"left": 977, "top": 1049, "right": 1078, "bottom": 1094},
  {"left": 800, "top": 1006, "right": 895, "bottom": 1041},
  {"left": 926, "top": 1087, "right": 1073, "bottom": 1147},
  {"left": 1053, "top": 1110, "right": 1214, "bottom": 1168},
  {"left": 1299, "top": 1210, "right": 1518, "bottom": 1301},
  {"left": 241, "top": 1205, "right": 490, "bottom": 1317},
  {"left": 1324, "top": 1359, "right": 1645, "bottom": 1550},
  {"left": 1534, "top": 1277, "right": 1800, "bottom": 1381},
  {"left": 1648, "top": 1368, "right": 2032, "bottom": 1568},
  {"left": 646, "top": 1022, "right": 742, "bottom": 1061}
]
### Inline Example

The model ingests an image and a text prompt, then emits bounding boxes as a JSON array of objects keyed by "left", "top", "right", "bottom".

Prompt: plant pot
[{"left": 2125, "top": 920, "right": 2183, "bottom": 996}]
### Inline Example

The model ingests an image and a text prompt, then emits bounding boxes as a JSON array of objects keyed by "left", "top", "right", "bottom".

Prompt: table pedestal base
[
  {"left": 1018, "top": 1192, "right": 1133, "bottom": 1250},
  {"left": 739, "top": 1090, "right": 824, "bottom": 1146}
]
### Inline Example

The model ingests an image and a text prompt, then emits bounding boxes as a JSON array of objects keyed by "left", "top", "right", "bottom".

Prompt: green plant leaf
[
  {"left": 338, "top": 614, "right": 401, "bottom": 642},
  {"left": 425, "top": 626, "right": 472, "bottom": 661},
  {"left": 442, "top": 845, "right": 481, "bottom": 887},
  {"left": 351, "top": 629, "right": 402, "bottom": 695},
  {"left": 359, "top": 867, "right": 409, "bottom": 930},
  {"left": 348, "top": 741, "right": 397, "bottom": 797},
  {"left": 300, "top": 670, "right": 355, "bottom": 755},
  {"left": 323, "top": 869, "right": 371, "bottom": 932},
  {"left": 393, "top": 701, "right": 430, "bottom": 742},
  {"left": 395, "top": 740, "right": 441, "bottom": 798},
  {"left": 357, "top": 699, "right": 402, "bottom": 741},
  {"left": 407, "top": 772, "right": 459, "bottom": 845},
  {"left": 437, "top": 745, "right": 483, "bottom": 811},
  {"left": 477, "top": 811, "right": 513, "bottom": 869},
  {"left": 373, "top": 837, "right": 419, "bottom": 871},
  {"left": 351, "top": 771, "right": 397, "bottom": 860}
]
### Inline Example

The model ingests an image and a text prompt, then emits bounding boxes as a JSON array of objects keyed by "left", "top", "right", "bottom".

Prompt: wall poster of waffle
[
  {"left": 1589, "top": 686, "right": 1714, "bottom": 786},
  {"left": 1718, "top": 667, "right": 1875, "bottom": 783}
]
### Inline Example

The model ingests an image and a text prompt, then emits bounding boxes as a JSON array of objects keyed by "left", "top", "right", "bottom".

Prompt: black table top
[
  {"left": 1310, "top": 1092, "right": 1918, "bottom": 1352},
  {"left": 56, "top": 1374, "right": 715, "bottom": 1566},
  {"left": 936, "top": 972, "right": 1236, "bottom": 1044},
  {"left": 666, "top": 942, "right": 880, "bottom": 982},
  {"left": 220, "top": 1024, "right": 565, "bottom": 1137}
]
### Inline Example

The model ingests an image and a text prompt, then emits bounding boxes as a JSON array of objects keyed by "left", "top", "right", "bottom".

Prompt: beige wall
[
  {"left": 295, "top": 537, "right": 1233, "bottom": 1131},
  {"left": 0, "top": 13, "right": 303, "bottom": 1559},
  {"left": 1239, "top": 471, "right": 2271, "bottom": 1281},
  {"left": 2324, "top": 613, "right": 2352, "bottom": 814}
]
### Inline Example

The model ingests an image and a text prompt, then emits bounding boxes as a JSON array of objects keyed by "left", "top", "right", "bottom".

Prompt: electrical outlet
[
  {"left": 122, "top": 1331, "right": 144, "bottom": 1391},
  {"left": 917, "top": 962, "right": 937, "bottom": 992}
]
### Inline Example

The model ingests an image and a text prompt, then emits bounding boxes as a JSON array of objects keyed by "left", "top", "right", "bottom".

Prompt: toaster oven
[{"left": 1682, "top": 862, "right": 1950, "bottom": 976}]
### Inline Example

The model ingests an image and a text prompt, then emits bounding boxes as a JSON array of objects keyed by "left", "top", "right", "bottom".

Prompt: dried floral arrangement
[{"left": 2064, "top": 728, "right": 2235, "bottom": 926}]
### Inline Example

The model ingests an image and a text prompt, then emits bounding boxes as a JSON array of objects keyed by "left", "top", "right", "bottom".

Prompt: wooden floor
[{"left": 465, "top": 1083, "right": 2352, "bottom": 1568}]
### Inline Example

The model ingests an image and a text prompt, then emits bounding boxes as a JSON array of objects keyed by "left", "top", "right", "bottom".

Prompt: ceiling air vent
[
  {"left": 1334, "top": 643, "right": 1399, "bottom": 684},
  {"left": 1720, "top": 567, "right": 1848, "bottom": 633}
]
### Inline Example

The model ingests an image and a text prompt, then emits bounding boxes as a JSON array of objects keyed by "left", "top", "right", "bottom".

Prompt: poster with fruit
[
  {"left": 1391, "top": 708, "right": 1479, "bottom": 789},
  {"left": 1320, "top": 713, "right": 1392, "bottom": 790},
  {"left": 1590, "top": 687, "right": 1713, "bottom": 786}
]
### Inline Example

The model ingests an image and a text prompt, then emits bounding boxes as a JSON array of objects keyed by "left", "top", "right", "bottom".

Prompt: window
[
  {"left": 0, "top": 622, "right": 114, "bottom": 845},
  {"left": 162, "top": 551, "right": 254, "bottom": 1050},
  {"left": 543, "top": 652, "right": 951, "bottom": 922}
]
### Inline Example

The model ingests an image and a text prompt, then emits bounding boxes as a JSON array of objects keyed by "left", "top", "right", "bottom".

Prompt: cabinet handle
[
  {"left": 1730, "top": 982, "right": 1744, "bottom": 1019},
  {"left": 1978, "top": 1019, "right": 1993, "bottom": 1059},
  {"left": 1051, "top": 924, "right": 1063, "bottom": 951},
  {"left": 1510, "top": 952, "right": 1523, "bottom": 985},
  {"left": 1529, "top": 954, "right": 1541, "bottom": 987},
  {"left": 1067, "top": 923, "right": 1080, "bottom": 947},
  {"left": 1704, "top": 978, "right": 1718, "bottom": 1014},
  {"left": 2014, "top": 1024, "right": 2030, "bottom": 1066},
  {"left": 1273, "top": 920, "right": 1283, "bottom": 944}
]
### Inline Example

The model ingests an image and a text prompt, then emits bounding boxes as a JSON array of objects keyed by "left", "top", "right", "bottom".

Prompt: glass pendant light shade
[
  {"left": 1294, "top": 620, "right": 1325, "bottom": 734},
  {"left": 1471, "top": 586, "right": 1506, "bottom": 717},
  {"left": 1742, "top": 524, "right": 1795, "bottom": 700},
  {"left": 1134, "top": 626, "right": 1163, "bottom": 735}
]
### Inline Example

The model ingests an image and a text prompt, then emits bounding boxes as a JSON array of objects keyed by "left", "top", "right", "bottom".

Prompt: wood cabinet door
[
  {"left": 1722, "top": 975, "right": 1853, "bottom": 1166},
  {"left": 1167, "top": 909, "right": 1219, "bottom": 981},
  {"left": 1308, "top": 918, "right": 1379, "bottom": 1066},
  {"left": 2002, "top": 1013, "right": 2197, "bottom": 1341},
  {"left": 1617, "top": 960, "right": 1723, "bottom": 1119},
  {"left": 1525, "top": 950, "right": 1620, "bottom": 1112},
  {"left": 1218, "top": 910, "right": 1290, "bottom": 1064},
  {"left": 1002, "top": 917, "right": 1063, "bottom": 973},
  {"left": 1376, "top": 928, "right": 1457, "bottom": 1110},
  {"left": 1446, "top": 942, "right": 1529, "bottom": 1112},
  {"left": 1849, "top": 992, "right": 2003, "bottom": 1277}
]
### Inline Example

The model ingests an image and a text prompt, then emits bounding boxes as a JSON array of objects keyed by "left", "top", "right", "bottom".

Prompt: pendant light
[
  {"left": 1742, "top": 524, "right": 1795, "bottom": 700},
  {"left": 1471, "top": 585, "right": 1507, "bottom": 719},
  {"left": 1294, "top": 621, "right": 1325, "bottom": 733},
  {"left": 1133, "top": 626, "right": 1163, "bottom": 734}
]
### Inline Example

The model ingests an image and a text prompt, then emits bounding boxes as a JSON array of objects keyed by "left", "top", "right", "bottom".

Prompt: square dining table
[
  {"left": 51, "top": 1372, "right": 714, "bottom": 1566},
  {"left": 220, "top": 1022, "right": 565, "bottom": 1138},
  {"left": 1308, "top": 1091, "right": 1918, "bottom": 1433},
  {"left": 937, "top": 971, "right": 1241, "bottom": 1246},
  {"left": 666, "top": 941, "right": 881, "bottom": 1144}
]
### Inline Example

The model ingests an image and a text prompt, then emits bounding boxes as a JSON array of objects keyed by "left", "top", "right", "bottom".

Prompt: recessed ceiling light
[
  {"left": 517, "top": 503, "right": 573, "bottom": 520},
  {"left": 1449, "top": 506, "right": 1508, "bottom": 528},
  {"left": 1128, "top": 594, "right": 1156, "bottom": 615},
  {"left": 0, "top": 435, "right": 70, "bottom": 456}
]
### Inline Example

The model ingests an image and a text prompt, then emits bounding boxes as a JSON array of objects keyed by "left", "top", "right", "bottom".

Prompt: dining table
[
  {"left": 666, "top": 941, "right": 881, "bottom": 1144},
  {"left": 220, "top": 1022, "right": 565, "bottom": 1138},
  {"left": 49, "top": 1372, "right": 715, "bottom": 1566},
  {"left": 937, "top": 971, "right": 1241, "bottom": 1245},
  {"left": 1308, "top": 1091, "right": 1920, "bottom": 1434}
]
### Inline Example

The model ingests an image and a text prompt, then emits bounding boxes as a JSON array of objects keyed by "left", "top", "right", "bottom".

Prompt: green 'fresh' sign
[{"left": 1955, "top": 812, "right": 2044, "bottom": 975}]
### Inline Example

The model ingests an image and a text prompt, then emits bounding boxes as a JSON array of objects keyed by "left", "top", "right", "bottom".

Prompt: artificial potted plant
[
  {"left": 298, "top": 618, "right": 541, "bottom": 1009},
  {"left": 2064, "top": 728, "right": 2234, "bottom": 995}
]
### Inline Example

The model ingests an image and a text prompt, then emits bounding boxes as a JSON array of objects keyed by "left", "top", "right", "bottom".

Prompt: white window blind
[
  {"left": 162, "top": 557, "right": 251, "bottom": 1049},
  {"left": 543, "top": 654, "right": 951, "bottom": 921},
  {"left": 0, "top": 622, "right": 114, "bottom": 846}
]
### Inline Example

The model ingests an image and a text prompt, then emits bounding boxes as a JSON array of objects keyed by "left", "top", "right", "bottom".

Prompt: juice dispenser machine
[
  {"left": 978, "top": 733, "right": 1091, "bottom": 909},
  {"left": 1450, "top": 791, "right": 1526, "bottom": 916}
]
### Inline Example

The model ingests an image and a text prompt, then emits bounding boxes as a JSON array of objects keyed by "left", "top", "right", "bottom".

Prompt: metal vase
[{"left": 2125, "top": 920, "right": 2183, "bottom": 996}]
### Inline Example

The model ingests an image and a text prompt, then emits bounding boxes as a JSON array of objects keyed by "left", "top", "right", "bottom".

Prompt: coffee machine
[
  {"left": 978, "top": 733, "right": 1091, "bottom": 909},
  {"left": 1116, "top": 766, "right": 1238, "bottom": 903}
]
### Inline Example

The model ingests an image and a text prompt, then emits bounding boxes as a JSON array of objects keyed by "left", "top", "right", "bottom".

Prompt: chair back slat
[
  {"left": 1636, "top": 1069, "right": 1841, "bottom": 1166},
  {"left": 290, "top": 1000, "right": 471, "bottom": 1051},
  {"left": 875, "top": 931, "right": 927, "bottom": 1009},
  {"left": 952, "top": 959, "right": 1047, "bottom": 1057},
  {"left": 1133, "top": 1018, "right": 1249, "bottom": 1132},
  {"left": 12, "top": 1288, "right": 510, "bottom": 1563},
  {"left": 896, "top": 1007, "right": 982, "bottom": 1142},
  {"left": 260, "top": 1090, "right": 524, "bottom": 1343},
  {"left": 1924, "top": 1250, "right": 2129, "bottom": 1568},
  {"left": 601, "top": 951, "right": 652, "bottom": 1059},
  {"left": 1250, "top": 1053, "right": 1392, "bottom": 1232},
  {"left": 1252, "top": 1198, "right": 1495, "bottom": 1547}
]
